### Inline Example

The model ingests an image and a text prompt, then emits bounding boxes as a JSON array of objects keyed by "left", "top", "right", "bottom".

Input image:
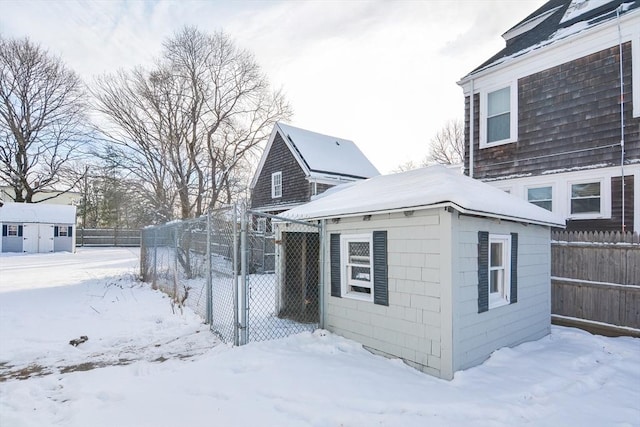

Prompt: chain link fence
[
  {"left": 140, "top": 208, "right": 322, "bottom": 346},
  {"left": 241, "top": 212, "right": 321, "bottom": 343}
]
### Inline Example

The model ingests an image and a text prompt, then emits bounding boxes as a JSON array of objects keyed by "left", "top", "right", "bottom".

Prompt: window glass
[
  {"left": 488, "top": 235, "right": 510, "bottom": 308},
  {"left": 528, "top": 186, "right": 552, "bottom": 211},
  {"left": 571, "top": 182, "right": 600, "bottom": 214},
  {"left": 271, "top": 171, "right": 282, "bottom": 198},
  {"left": 58, "top": 226, "right": 68, "bottom": 237},
  {"left": 342, "top": 235, "right": 373, "bottom": 300},
  {"left": 8, "top": 225, "right": 18, "bottom": 236},
  {"left": 487, "top": 87, "right": 511, "bottom": 143}
]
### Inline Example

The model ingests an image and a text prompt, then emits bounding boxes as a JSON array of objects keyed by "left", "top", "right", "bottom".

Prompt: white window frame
[
  {"left": 340, "top": 233, "right": 374, "bottom": 302},
  {"left": 488, "top": 234, "right": 511, "bottom": 309},
  {"left": 480, "top": 81, "right": 518, "bottom": 148},
  {"left": 271, "top": 171, "right": 282, "bottom": 199},
  {"left": 256, "top": 217, "right": 266, "bottom": 234},
  {"left": 7, "top": 225, "right": 18, "bottom": 237},
  {"left": 57, "top": 225, "right": 68, "bottom": 237},
  {"left": 526, "top": 184, "right": 554, "bottom": 212},
  {"left": 568, "top": 178, "right": 607, "bottom": 219}
]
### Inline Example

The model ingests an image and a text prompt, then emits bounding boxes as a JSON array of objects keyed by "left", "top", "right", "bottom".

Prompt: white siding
[
  {"left": 323, "top": 209, "right": 453, "bottom": 378},
  {"left": 451, "top": 214, "right": 551, "bottom": 373}
]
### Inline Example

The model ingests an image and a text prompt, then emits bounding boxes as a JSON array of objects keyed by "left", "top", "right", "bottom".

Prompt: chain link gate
[
  {"left": 141, "top": 207, "right": 323, "bottom": 346},
  {"left": 239, "top": 211, "right": 322, "bottom": 344}
]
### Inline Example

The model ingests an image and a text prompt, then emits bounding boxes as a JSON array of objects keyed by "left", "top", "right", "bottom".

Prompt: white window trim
[
  {"left": 7, "top": 225, "right": 18, "bottom": 237},
  {"left": 256, "top": 217, "right": 266, "bottom": 234},
  {"left": 57, "top": 225, "right": 68, "bottom": 237},
  {"left": 525, "top": 183, "right": 555, "bottom": 212},
  {"left": 271, "top": 171, "right": 282, "bottom": 199},
  {"left": 489, "top": 234, "right": 511, "bottom": 310},
  {"left": 479, "top": 81, "right": 518, "bottom": 148},
  {"left": 567, "top": 178, "right": 609, "bottom": 219},
  {"left": 340, "top": 233, "right": 374, "bottom": 302}
]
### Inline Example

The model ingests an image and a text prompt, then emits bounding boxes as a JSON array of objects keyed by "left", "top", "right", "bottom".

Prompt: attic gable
[{"left": 250, "top": 123, "right": 379, "bottom": 190}]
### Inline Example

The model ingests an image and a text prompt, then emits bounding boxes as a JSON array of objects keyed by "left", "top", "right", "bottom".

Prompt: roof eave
[{"left": 282, "top": 201, "right": 565, "bottom": 228}]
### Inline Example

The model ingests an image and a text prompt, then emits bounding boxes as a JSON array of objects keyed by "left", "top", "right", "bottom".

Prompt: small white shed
[
  {"left": 281, "top": 165, "right": 565, "bottom": 380},
  {"left": 0, "top": 202, "right": 77, "bottom": 253}
]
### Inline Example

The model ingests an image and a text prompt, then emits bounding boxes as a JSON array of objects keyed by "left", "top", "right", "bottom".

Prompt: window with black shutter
[{"left": 478, "top": 231, "right": 518, "bottom": 312}]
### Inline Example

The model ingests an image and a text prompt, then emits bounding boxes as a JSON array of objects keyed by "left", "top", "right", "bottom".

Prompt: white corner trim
[{"left": 633, "top": 34, "right": 640, "bottom": 118}]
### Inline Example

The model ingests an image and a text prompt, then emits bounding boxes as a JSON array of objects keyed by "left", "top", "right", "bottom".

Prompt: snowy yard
[{"left": 0, "top": 248, "right": 638, "bottom": 426}]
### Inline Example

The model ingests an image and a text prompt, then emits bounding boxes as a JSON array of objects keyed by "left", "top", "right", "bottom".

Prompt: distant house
[
  {"left": 457, "top": 0, "right": 640, "bottom": 233},
  {"left": 0, "top": 186, "right": 80, "bottom": 206},
  {"left": 249, "top": 122, "right": 379, "bottom": 231},
  {"left": 0, "top": 203, "right": 77, "bottom": 253},
  {"left": 281, "top": 165, "right": 564, "bottom": 380}
]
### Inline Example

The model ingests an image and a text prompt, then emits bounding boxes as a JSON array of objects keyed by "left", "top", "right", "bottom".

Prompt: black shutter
[
  {"left": 18, "top": 225, "right": 23, "bottom": 237},
  {"left": 68, "top": 226, "right": 73, "bottom": 237},
  {"left": 477, "top": 231, "right": 489, "bottom": 313},
  {"left": 330, "top": 233, "right": 341, "bottom": 298},
  {"left": 54, "top": 226, "right": 59, "bottom": 237},
  {"left": 510, "top": 233, "right": 518, "bottom": 304},
  {"left": 2, "top": 225, "right": 6, "bottom": 237},
  {"left": 373, "top": 230, "right": 388, "bottom": 306}
]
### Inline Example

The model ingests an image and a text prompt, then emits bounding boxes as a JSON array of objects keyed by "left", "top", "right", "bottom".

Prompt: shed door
[
  {"left": 22, "top": 224, "right": 39, "bottom": 253},
  {"left": 39, "top": 224, "right": 54, "bottom": 252}
]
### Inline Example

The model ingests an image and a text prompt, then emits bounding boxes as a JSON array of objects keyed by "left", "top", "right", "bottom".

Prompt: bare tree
[
  {"left": 0, "top": 36, "right": 87, "bottom": 203},
  {"left": 427, "top": 119, "right": 464, "bottom": 165},
  {"left": 92, "top": 27, "right": 291, "bottom": 221}
]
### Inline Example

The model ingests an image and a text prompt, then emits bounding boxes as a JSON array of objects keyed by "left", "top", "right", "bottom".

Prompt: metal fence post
[
  {"left": 153, "top": 227, "right": 158, "bottom": 289},
  {"left": 319, "top": 219, "right": 326, "bottom": 329},
  {"left": 233, "top": 205, "right": 239, "bottom": 346},
  {"left": 240, "top": 210, "right": 248, "bottom": 345},
  {"left": 206, "top": 210, "right": 213, "bottom": 325}
]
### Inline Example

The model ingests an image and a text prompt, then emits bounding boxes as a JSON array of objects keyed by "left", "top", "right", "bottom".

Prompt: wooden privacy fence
[
  {"left": 551, "top": 231, "right": 640, "bottom": 334},
  {"left": 76, "top": 228, "right": 141, "bottom": 247}
]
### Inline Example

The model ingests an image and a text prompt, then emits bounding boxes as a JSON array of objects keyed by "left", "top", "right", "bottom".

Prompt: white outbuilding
[
  {"left": 280, "top": 165, "right": 565, "bottom": 379},
  {"left": 0, "top": 202, "right": 77, "bottom": 253}
]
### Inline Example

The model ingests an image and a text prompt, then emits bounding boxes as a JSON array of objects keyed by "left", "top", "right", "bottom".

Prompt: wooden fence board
[{"left": 551, "top": 231, "right": 639, "bottom": 333}]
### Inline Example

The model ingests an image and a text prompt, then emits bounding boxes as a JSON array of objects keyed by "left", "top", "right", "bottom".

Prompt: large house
[
  {"left": 457, "top": 0, "right": 640, "bottom": 232},
  {"left": 249, "top": 122, "right": 379, "bottom": 230}
]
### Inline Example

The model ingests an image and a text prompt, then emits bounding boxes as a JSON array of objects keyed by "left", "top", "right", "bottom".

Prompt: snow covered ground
[{"left": 1, "top": 248, "right": 638, "bottom": 427}]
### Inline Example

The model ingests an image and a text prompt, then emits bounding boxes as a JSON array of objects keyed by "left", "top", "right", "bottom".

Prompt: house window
[
  {"left": 478, "top": 231, "right": 517, "bottom": 313},
  {"left": 480, "top": 82, "right": 517, "bottom": 148},
  {"left": 570, "top": 182, "right": 601, "bottom": 215},
  {"left": 341, "top": 234, "right": 373, "bottom": 301},
  {"left": 527, "top": 186, "right": 553, "bottom": 211},
  {"left": 7, "top": 225, "right": 18, "bottom": 236},
  {"left": 271, "top": 171, "right": 282, "bottom": 198},
  {"left": 57, "top": 226, "right": 68, "bottom": 237},
  {"left": 330, "top": 231, "right": 388, "bottom": 306},
  {"left": 489, "top": 234, "right": 511, "bottom": 308},
  {"left": 487, "top": 87, "right": 511, "bottom": 143},
  {"left": 256, "top": 217, "right": 267, "bottom": 234}
]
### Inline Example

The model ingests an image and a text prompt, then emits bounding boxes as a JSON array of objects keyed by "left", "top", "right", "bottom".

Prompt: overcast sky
[{"left": 1, "top": 0, "right": 546, "bottom": 173}]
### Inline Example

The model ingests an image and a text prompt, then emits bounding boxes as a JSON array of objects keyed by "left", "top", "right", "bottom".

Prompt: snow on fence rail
[{"left": 551, "top": 230, "right": 640, "bottom": 333}]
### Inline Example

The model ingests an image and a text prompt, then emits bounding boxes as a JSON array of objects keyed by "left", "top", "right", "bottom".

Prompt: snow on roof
[
  {"left": 0, "top": 202, "right": 76, "bottom": 224},
  {"left": 277, "top": 123, "right": 380, "bottom": 179},
  {"left": 280, "top": 165, "right": 565, "bottom": 227},
  {"left": 560, "top": 0, "right": 614, "bottom": 22},
  {"left": 460, "top": 0, "right": 639, "bottom": 80}
]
